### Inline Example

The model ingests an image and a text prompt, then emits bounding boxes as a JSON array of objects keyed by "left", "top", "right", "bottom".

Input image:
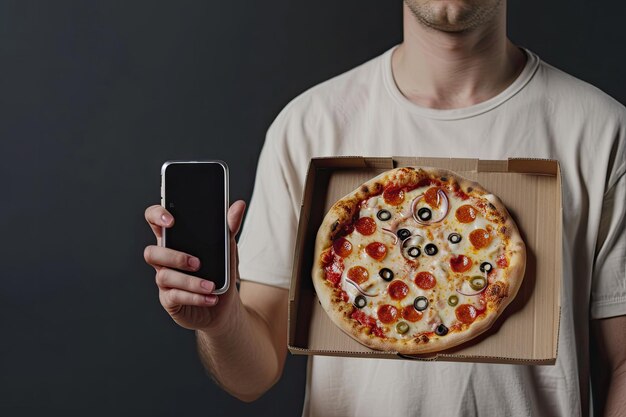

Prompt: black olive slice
[
  {"left": 480, "top": 261, "right": 493, "bottom": 273},
  {"left": 407, "top": 247, "right": 421, "bottom": 258},
  {"left": 397, "top": 228, "right": 411, "bottom": 240},
  {"left": 379, "top": 268, "right": 394, "bottom": 281},
  {"left": 424, "top": 243, "right": 438, "bottom": 256},
  {"left": 354, "top": 295, "right": 367, "bottom": 309},
  {"left": 414, "top": 296, "right": 429, "bottom": 311},
  {"left": 435, "top": 324, "right": 449, "bottom": 336},
  {"left": 377, "top": 209, "right": 392, "bottom": 221},
  {"left": 448, "top": 233, "right": 462, "bottom": 244},
  {"left": 417, "top": 207, "right": 432, "bottom": 221}
]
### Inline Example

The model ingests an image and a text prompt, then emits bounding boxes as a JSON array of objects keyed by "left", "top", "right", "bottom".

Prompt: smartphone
[{"left": 160, "top": 160, "right": 230, "bottom": 294}]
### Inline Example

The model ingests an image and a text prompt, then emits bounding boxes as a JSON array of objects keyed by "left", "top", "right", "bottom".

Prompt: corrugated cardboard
[{"left": 288, "top": 157, "right": 562, "bottom": 364}]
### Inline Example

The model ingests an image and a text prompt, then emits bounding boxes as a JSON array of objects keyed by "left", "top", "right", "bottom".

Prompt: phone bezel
[{"left": 160, "top": 160, "right": 230, "bottom": 295}]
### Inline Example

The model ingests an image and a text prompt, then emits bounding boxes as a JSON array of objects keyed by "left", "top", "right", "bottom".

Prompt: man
[{"left": 144, "top": 1, "right": 626, "bottom": 415}]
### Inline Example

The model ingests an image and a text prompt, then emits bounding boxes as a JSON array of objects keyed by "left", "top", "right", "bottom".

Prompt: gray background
[{"left": 1, "top": 1, "right": 624, "bottom": 416}]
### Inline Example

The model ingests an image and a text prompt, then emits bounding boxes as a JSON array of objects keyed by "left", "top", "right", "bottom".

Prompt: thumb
[{"left": 228, "top": 200, "right": 246, "bottom": 237}]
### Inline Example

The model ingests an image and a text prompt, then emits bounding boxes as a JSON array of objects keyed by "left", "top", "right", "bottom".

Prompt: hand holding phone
[{"left": 143, "top": 161, "right": 246, "bottom": 331}]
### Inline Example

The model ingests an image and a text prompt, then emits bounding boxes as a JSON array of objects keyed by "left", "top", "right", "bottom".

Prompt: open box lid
[{"left": 289, "top": 157, "right": 562, "bottom": 364}]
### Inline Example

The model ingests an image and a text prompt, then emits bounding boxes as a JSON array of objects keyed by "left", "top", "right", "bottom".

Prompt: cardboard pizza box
[{"left": 288, "top": 157, "right": 562, "bottom": 364}]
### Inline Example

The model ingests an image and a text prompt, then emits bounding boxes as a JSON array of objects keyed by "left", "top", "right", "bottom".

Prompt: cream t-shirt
[{"left": 237, "top": 46, "right": 626, "bottom": 417}]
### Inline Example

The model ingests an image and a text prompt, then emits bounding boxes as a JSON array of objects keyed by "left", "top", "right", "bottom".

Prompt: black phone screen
[{"left": 163, "top": 162, "right": 228, "bottom": 289}]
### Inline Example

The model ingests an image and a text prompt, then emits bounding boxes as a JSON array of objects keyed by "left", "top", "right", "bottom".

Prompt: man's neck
[{"left": 392, "top": 3, "right": 526, "bottom": 110}]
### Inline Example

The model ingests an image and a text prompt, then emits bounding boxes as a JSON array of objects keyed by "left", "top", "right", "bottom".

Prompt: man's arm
[
  {"left": 144, "top": 201, "right": 289, "bottom": 402},
  {"left": 196, "top": 281, "right": 288, "bottom": 402},
  {"left": 592, "top": 315, "right": 626, "bottom": 417}
]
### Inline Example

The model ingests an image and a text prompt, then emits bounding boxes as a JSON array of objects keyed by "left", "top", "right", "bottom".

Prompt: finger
[
  {"left": 155, "top": 267, "right": 215, "bottom": 294},
  {"left": 231, "top": 239, "right": 241, "bottom": 287},
  {"left": 228, "top": 200, "right": 246, "bottom": 238},
  {"left": 160, "top": 288, "right": 218, "bottom": 309},
  {"left": 144, "top": 245, "right": 200, "bottom": 271},
  {"left": 144, "top": 205, "right": 175, "bottom": 239}
]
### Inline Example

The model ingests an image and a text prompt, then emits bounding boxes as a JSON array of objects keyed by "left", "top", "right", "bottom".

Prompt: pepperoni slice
[
  {"left": 424, "top": 187, "right": 442, "bottom": 208},
  {"left": 377, "top": 304, "right": 398, "bottom": 324},
  {"left": 402, "top": 305, "right": 423, "bottom": 322},
  {"left": 450, "top": 255, "right": 472, "bottom": 273},
  {"left": 383, "top": 186, "right": 405, "bottom": 206},
  {"left": 455, "top": 304, "right": 478, "bottom": 324},
  {"left": 497, "top": 254, "right": 509, "bottom": 268},
  {"left": 333, "top": 237, "right": 353, "bottom": 257},
  {"left": 469, "top": 229, "right": 492, "bottom": 249},
  {"left": 388, "top": 280, "right": 409, "bottom": 300},
  {"left": 347, "top": 266, "right": 369, "bottom": 284},
  {"left": 365, "top": 242, "right": 387, "bottom": 261},
  {"left": 455, "top": 205, "right": 477, "bottom": 223},
  {"left": 415, "top": 271, "right": 437, "bottom": 290},
  {"left": 355, "top": 217, "right": 376, "bottom": 235}
]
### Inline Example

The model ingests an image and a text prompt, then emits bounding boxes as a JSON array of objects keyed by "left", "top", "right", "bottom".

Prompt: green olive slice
[
  {"left": 396, "top": 321, "right": 409, "bottom": 334},
  {"left": 448, "top": 295, "right": 459, "bottom": 307},
  {"left": 469, "top": 276, "right": 487, "bottom": 291}
]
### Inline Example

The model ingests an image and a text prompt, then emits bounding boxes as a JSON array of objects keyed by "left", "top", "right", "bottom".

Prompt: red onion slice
[
  {"left": 455, "top": 273, "right": 488, "bottom": 297},
  {"left": 455, "top": 287, "right": 486, "bottom": 297},
  {"left": 432, "top": 190, "right": 449, "bottom": 221},
  {"left": 345, "top": 277, "right": 379, "bottom": 297},
  {"left": 381, "top": 227, "right": 398, "bottom": 244},
  {"left": 411, "top": 194, "right": 424, "bottom": 223},
  {"left": 412, "top": 190, "right": 450, "bottom": 225},
  {"left": 402, "top": 234, "right": 423, "bottom": 247}
]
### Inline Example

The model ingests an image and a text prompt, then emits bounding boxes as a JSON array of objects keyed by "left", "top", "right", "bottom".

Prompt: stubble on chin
[{"left": 404, "top": 0, "right": 503, "bottom": 33}]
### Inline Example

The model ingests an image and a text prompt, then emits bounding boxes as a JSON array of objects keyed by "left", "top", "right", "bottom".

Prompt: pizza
[{"left": 312, "top": 166, "right": 526, "bottom": 354}]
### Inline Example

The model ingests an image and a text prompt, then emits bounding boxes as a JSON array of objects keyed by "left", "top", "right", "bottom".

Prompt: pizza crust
[{"left": 312, "top": 166, "right": 526, "bottom": 355}]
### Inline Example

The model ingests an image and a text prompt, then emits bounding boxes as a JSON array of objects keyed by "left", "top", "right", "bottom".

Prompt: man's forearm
[
  {"left": 604, "top": 362, "right": 626, "bottom": 417},
  {"left": 195, "top": 296, "right": 284, "bottom": 402}
]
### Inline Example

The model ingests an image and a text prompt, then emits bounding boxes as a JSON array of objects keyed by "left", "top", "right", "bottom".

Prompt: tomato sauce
[
  {"left": 351, "top": 309, "right": 384, "bottom": 337},
  {"left": 322, "top": 250, "right": 344, "bottom": 287},
  {"left": 453, "top": 184, "right": 469, "bottom": 200}
]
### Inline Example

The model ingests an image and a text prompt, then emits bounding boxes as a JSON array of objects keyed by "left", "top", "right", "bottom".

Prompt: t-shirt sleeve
[
  {"left": 237, "top": 112, "right": 302, "bottom": 290},
  {"left": 590, "top": 166, "right": 626, "bottom": 319}
]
